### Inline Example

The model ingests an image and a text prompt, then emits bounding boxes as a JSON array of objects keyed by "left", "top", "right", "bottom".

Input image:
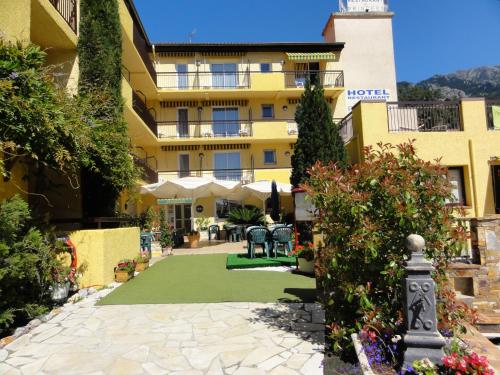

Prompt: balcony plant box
[
  {"left": 187, "top": 231, "right": 200, "bottom": 248},
  {"left": 134, "top": 256, "right": 150, "bottom": 272},
  {"left": 114, "top": 259, "right": 135, "bottom": 283}
]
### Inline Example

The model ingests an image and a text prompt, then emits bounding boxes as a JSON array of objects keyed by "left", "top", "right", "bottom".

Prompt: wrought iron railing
[
  {"left": 131, "top": 153, "right": 158, "bottom": 183},
  {"left": 387, "top": 101, "right": 462, "bottom": 132},
  {"left": 132, "top": 23, "right": 157, "bottom": 85},
  {"left": 156, "top": 71, "right": 251, "bottom": 90},
  {"left": 48, "top": 0, "right": 77, "bottom": 33},
  {"left": 159, "top": 169, "right": 255, "bottom": 184},
  {"left": 132, "top": 91, "right": 157, "bottom": 136},
  {"left": 486, "top": 100, "right": 500, "bottom": 130},
  {"left": 157, "top": 121, "right": 252, "bottom": 139},
  {"left": 284, "top": 70, "right": 344, "bottom": 88}
]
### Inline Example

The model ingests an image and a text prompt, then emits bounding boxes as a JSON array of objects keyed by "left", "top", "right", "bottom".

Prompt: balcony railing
[
  {"left": 287, "top": 118, "right": 344, "bottom": 136},
  {"left": 339, "top": 113, "right": 354, "bottom": 142},
  {"left": 156, "top": 71, "right": 251, "bottom": 90},
  {"left": 131, "top": 153, "right": 158, "bottom": 184},
  {"left": 284, "top": 70, "right": 344, "bottom": 88},
  {"left": 49, "top": 0, "right": 77, "bottom": 33},
  {"left": 132, "top": 91, "right": 157, "bottom": 136},
  {"left": 132, "top": 23, "right": 157, "bottom": 85},
  {"left": 159, "top": 169, "right": 255, "bottom": 184},
  {"left": 486, "top": 100, "right": 500, "bottom": 130},
  {"left": 387, "top": 101, "right": 462, "bottom": 132},
  {"left": 158, "top": 121, "right": 252, "bottom": 139}
]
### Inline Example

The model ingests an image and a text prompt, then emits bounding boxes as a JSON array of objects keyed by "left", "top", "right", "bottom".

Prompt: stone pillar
[{"left": 403, "top": 234, "right": 446, "bottom": 367}]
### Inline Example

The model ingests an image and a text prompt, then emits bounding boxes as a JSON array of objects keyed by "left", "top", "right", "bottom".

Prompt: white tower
[{"left": 324, "top": 0, "right": 398, "bottom": 111}]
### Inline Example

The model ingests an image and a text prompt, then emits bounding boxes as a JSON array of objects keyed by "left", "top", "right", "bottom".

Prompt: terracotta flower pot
[
  {"left": 162, "top": 246, "right": 172, "bottom": 256},
  {"left": 135, "top": 261, "right": 149, "bottom": 272},
  {"left": 115, "top": 270, "right": 134, "bottom": 283},
  {"left": 187, "top": 232, "right": 200, "bottom": 248}
]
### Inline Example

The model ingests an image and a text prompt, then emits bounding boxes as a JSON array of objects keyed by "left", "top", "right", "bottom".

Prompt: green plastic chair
[
  {"left": 272, "top": 227, "right": 293, "bottom": 257},
  {"left": 247, "top": 227, "right": 271, "bottom": 258}
]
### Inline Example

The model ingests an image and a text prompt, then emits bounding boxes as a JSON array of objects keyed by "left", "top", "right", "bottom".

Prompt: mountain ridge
[{"left": 398, "top": 65, "right": 500, "bottom": 100}]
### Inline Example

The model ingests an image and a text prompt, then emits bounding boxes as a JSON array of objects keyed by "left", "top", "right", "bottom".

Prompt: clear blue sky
[{"left": 134, "top": 0, "right": 500, "bottom": 83}]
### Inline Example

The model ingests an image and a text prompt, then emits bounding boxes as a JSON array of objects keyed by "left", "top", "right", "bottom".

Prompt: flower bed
[{"left": 355, "top": 328, "right": 495, "bottom": 375}]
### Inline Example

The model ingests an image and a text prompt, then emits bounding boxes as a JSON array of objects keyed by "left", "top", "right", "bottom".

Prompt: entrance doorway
[
  {"left": 175, "top": 204, "right": 192, "bottom": 231},
  {"left": 493, "top": 165, "right": 500, "bottom": 214}
]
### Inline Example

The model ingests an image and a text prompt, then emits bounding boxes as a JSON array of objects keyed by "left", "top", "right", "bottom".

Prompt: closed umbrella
[{"left": 270, "top": 180, "right": 280, "bottom": 222}]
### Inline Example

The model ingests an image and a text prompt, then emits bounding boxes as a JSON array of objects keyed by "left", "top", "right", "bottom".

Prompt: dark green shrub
[
  {"left": 227, "top": 207, "right": 265, "bottom": 225},
  {"left": 0, "top": 196, "right": 63, "bottom": 334},
  {"left": 304, "top": 142, "right": 469, "bottom": 358}
]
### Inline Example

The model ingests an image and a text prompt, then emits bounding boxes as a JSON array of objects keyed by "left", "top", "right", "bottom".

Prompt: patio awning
[
  {"left": 140, "top": 177, "right": 241, "bottom": 199},
  {"left": 242, "top": 180, "right": 292, "bottom": 201},
  {"left": 286, "top": 52, "right": 336, "bottom": 62}
]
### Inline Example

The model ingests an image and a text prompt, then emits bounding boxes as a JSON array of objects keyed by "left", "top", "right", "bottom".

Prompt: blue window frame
[
  {"left": 262, "top": 104, "right": 274, "bottom": 119},
  {"left": 260, "top": 63, "right": 271, "bottom": 73},
  {"left": 263, "top": 150, "right": 276, "bottom": 165},
  {"left": 211, "top": 63, "right": 237, "bottom": 88},
  {"left": 212, "top": 108, "right": 239, "bottom": 136},
  {"left": 214, "top": 152, "right": 241, "bottom": 181}
]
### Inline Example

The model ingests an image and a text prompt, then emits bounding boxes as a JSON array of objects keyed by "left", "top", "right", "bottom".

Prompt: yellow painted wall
[
  {"left": 347, "top": 99, "right": 500, "bottom": 217},
  {"left": 0, "top": 0, "right": 31, "bottom": 42},
  {"left": 0, "top": 160, "right": 29, "bottom": 201},
  {"left": 70, "top": 227, "right": 140, "bottom": 288}
]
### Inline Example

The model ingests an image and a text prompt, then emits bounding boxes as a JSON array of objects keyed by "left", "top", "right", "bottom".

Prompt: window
[
  {"left": 447, "top": 167, "right": 466, "bottom": 206},
  {"left": 262, "top": 104, "right": 274, "bottom": 119},
  {"left": 216, "top": 199, "right": 241, "bottom": 219},
  {"left": 178, "top": 154, "right": 190, "bottom": 178},
  {"left": 214, "top": 152, "right": 241, "bottom": 181},
  {"left": 260, "top": 63, "right": 271, "bottom": 73},
  {"left": 264, "top": 150, "right": 276, "bottom": 165}
]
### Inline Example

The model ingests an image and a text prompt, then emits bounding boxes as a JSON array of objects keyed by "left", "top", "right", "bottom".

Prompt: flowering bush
[
  {"left": 304, "top": 142, "right": 472, "bottom": 359},
  {"left": 441, "top": 352, "right": 494, "bottom": 375},
  {"left": 294, "top": 242, "right": 315, "bottom": 261}
]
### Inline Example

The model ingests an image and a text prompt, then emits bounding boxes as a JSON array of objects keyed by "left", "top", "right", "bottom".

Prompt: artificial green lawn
[
  {"left": 226, "top": 253, "right": 297, "bottom": 269},
  {"left": 98, "top": 253, "right": 316, "bottom": 305}
]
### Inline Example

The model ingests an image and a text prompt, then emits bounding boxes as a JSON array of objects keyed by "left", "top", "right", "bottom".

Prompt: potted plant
[
  {"left": 51, "top": 265, "right": 72, "bottom": 302},
  {"left": 114, "top": 259, "right": 135, "bottom": 282},
  {"left": 294, "top": 242, "right": 315, "bottom": 274},
  {"left": 195, "top": 216, "right": 210, "bottom": 240},
  {"left": 187, "top": 230, "right": 200, "bottom": 248},
  {"left": 159, "top": 224, "right": 174, "bottom": 256},
  {"left": 134, "top": 255, "right": 150, "bottom": 272}
]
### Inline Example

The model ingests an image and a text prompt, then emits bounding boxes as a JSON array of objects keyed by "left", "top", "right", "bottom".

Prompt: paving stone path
[{"left": 0, "top": 288, "right": 326, "bottom": 375}]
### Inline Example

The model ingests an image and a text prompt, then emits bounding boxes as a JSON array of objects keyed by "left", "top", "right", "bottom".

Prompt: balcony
[
  {"left": 486, "top": 100, "right": 500, "bottom": 130},
  {"left": 387, "top": 101, "right": 462, "bottom": 132},
  {"left": 159, "top": 169, "right": 255, "bottom": 184},
  {"left": 158, "top": 121, "right": 252, "bottom": 139},
  {"left": 132, "top": 90, "right": 157, "bottom": 136},
  {"left": 48, "top": 0, "right": 77, "bottom": 33},
  {"left": 132, "top": 23, "right": 157, "bottom": 85},
  {"left": 157, "top": 71, "right": 251, "bottom": 90},
  {"left": 131, "top": 153, "right": 158, "bottom": 184},
  {"left": 156, "top": 70, "right": 344, "bottom": 91},
  {"left": 284, "top": 70, "right": 344, "bottom": 88},
  {"left": 339, "top": 113, "right": 353, "bottom": 142}
]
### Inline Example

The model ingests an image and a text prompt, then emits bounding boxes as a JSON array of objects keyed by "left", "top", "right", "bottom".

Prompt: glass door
[
  {"left": 177, "top": 108, "right": 189, "bottom": 137},
  {"left": 493, "top": 165, "right": 500, "bottom": 214},
  {"left": 214, "top": 152, "right": 241, "bottom": 181},
  {"left": 212, "top": 108, "right": 239, "bottom": 136},
  {"left": 179, "top": 154, "right": 190, "bottom": 178},
  {"left": 211, "top": 63, "right": 237, "bottom": 88},
  {"left": 177, "top": 64, "right": 188, "bottom": 89},
  {"left": 174, "top": 204, "right": 192, "bottom": 231}
]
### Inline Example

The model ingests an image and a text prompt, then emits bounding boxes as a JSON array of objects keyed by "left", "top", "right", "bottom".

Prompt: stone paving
[{"left": 0, "top": 286, "right": 326, "bottom": 375}]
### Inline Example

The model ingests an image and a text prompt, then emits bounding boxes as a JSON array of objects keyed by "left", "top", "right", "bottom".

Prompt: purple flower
[{"left": 9, "top": 72, "right": 19, "bottom": 79}]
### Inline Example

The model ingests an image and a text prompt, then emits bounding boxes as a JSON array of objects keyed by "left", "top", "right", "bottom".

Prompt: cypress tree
[
  {"left": 78, "top": 0, "right": 135, "bottom": 218},
  {"left": 290, "top": 79, "right": 346, "bottom": 187}
]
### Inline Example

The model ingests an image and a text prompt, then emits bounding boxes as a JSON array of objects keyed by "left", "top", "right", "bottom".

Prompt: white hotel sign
[{"left": 346, "top": 0, "right": 387, "bottom": 12}]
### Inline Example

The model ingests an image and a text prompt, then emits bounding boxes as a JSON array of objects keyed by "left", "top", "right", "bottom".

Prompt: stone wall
[{"left": 447, "top": 215, "right": 500, "bottom": 311}]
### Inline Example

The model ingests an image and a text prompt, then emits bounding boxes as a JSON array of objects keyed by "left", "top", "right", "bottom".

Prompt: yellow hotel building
[{"left": 1, "top": 0, "right": 499, "bottom": 231}]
